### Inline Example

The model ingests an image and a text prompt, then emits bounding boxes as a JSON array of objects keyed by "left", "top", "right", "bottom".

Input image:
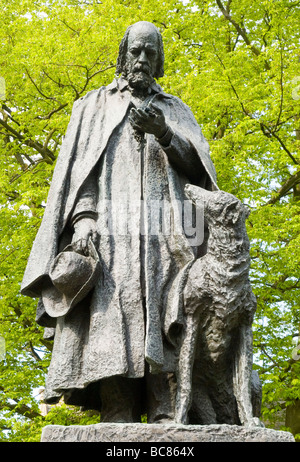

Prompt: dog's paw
[{"left": 244, "top": 417, "right": 265, "bottom": 428}]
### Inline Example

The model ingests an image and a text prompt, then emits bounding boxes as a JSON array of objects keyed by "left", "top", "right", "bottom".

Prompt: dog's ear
[
  {"left": 243, "top": 205, "right": 251, "bottom": 219},
  {"left": 222, "top": 200, "right": 240, "bottom": 224}
]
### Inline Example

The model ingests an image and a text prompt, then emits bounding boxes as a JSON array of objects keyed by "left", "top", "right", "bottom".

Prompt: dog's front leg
[
  {"left": 175, "top": 311, "right": 200, "bottom": 424},
  {"left": 233, "top": 324, "right": 264, "bottom": 427}
]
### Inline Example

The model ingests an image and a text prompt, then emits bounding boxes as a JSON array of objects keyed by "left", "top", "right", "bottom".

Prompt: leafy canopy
[{"left": 0, "top": 0, "right": 299, "bottom": 441}]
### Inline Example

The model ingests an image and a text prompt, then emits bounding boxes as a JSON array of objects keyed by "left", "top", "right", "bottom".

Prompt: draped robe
[{"left": 21, "top": 78, "right": 218, "bottom": 408}]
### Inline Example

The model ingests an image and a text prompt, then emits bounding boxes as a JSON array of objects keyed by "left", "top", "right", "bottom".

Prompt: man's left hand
[{"left": 129, "top": 103, "right": 168, "bottom": 139}]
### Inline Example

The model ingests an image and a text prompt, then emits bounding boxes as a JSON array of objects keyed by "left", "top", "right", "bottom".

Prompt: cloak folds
[{"left": 21, "top": 78, "right": 218, "bottom": 408}]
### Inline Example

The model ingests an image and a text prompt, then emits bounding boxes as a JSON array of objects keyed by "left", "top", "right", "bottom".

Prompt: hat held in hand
[{"left": 42, "top": 238, "right": 100, "bottom": 318}]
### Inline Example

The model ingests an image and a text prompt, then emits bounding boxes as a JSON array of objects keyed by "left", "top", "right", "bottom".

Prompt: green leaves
[{"left": 0, "top": 0, "right": 299, "bottom": 439}]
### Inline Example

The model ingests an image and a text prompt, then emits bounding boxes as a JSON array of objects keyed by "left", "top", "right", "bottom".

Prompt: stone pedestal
[{"left": 41, "top": 423, "right": 294, "bottom": 443}]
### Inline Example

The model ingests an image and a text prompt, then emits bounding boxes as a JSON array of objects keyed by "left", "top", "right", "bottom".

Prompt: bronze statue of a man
[{"left": 21, "top": 21, "right": 217, "bottom": 423}]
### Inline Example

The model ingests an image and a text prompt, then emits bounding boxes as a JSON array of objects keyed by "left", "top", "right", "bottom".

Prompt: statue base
[{"left": 41, "top": 423, "right": 294, "bottom": 443}]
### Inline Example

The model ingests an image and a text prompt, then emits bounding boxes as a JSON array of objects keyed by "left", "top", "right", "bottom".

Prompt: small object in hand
[{"left": 145, "top": 106, "right": 156, "bottom": 117}]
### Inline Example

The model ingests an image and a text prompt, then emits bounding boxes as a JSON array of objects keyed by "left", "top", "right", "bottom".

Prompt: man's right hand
[
  {"left": 129, "top": 103, "right": 168, "bottom": 139},
  {"left": 72, "top": 217, "right": 98, "bottom": 255}
]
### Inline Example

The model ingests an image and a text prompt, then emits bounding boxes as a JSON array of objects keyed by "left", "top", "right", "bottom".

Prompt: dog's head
[{"left": 184, "top": 184, "right": 250, "bottom": 227}]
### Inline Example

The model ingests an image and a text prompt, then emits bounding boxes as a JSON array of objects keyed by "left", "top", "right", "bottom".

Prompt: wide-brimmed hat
[{"left": 42, "top": 238, "right": 101, "bottom": 318}]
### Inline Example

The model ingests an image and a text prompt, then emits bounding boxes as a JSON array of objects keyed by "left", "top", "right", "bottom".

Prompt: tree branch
[
  {"left": 43, "top": 128, "right": 57, "bottom": 150},
  {"left": 274, "top": 42, "right": 284, "bottom": 133},
  {"left": 270, "top": 131, "right": 298, "bottom": 165},
  {"left": 25, "top": 68, "right": 59, "bottom": 102},
  {"left": 78, "top": 64, "right": 115, "bottom": 97},
  {"left": 58, "top": 18, "right": 80, "bottom": 35},
  {"left": 0, "top": 385, "right": 41, "bottom": 420},
  {"left": 215, "top": 0, "right": 270, "bottom": 69},
  {"left": 0, "top": 117, "right": 55, "bottom": 163},
  {"left": 36, "top": 103, "right": 68, "bottom": 121},
  {"left": 266, "top": 169, "right": 300, "bottom": 205},
  {"left": 214, "top": 49, "right": 299, "bottom": 166},
  {"left": 0, "top": 401, "right": 41, "bottom": 420},
  {"left": 29, "top": 341, "right": 42, "bottom": 361}
]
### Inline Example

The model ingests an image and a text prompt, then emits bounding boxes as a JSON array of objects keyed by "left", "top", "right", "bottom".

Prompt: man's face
[{"left": 124, "top": 23, "right": 159, "bottom": 90}]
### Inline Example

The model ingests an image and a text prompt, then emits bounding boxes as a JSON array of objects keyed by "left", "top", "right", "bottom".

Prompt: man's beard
[{"left": 123, "top": 63, "right": 155, "bottom": 92}]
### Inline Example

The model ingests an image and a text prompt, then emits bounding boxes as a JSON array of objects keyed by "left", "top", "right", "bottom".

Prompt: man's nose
[{"left": 138, "top": 50, "right": 148, "bottom": 63}]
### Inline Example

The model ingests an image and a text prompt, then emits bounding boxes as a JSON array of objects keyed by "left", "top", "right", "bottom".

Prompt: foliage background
[{"left": 0, "top": 0, "right": 299, "bottom": 441}]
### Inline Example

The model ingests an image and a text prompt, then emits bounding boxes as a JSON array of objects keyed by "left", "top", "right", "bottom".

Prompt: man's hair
[{"left": 116, "top": 22, "right": 164, "bottom": 79}]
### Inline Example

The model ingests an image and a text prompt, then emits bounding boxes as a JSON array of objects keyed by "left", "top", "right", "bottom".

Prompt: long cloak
[{"left": 21, "top": 78, "right": 218, "bottom": 408}]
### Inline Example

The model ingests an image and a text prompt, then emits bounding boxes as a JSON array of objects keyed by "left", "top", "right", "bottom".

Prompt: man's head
[{"left": 116, "top": 21, "right": 164, "bottom": 91}]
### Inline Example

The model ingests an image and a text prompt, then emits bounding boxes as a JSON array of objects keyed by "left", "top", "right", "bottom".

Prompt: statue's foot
[
  {"left": 152, "top": 418, "right": 175, "bottom": 424},
  {"left": 148, "top": 413, "right": 176, "bottom": 425},
  {"left": 244, "top": 417, "right": 265, "bottom": 428}
]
